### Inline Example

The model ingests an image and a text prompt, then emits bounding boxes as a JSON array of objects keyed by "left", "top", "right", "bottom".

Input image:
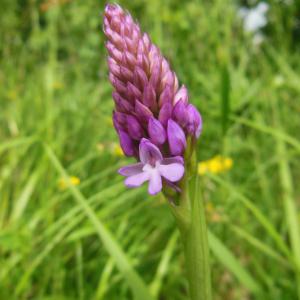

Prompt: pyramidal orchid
[
  {"left": 103, "top": 3, "right": 202, "bottom": 195},
  {"left": 103, "top": 4, "right": 211, "bottom": 300}
]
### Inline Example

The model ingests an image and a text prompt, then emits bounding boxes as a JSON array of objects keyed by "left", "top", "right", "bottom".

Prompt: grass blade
[
  {"left": 232, "top": 116, "right": 300, "bottom": 153},
  {"left": 209, "top": 174, "right": 292, "bottom": 259},
  {"left": 220, "top": 64, "right": 231, "bottom": 137},
  {"left": 230, "top": 225, "right": 290, "bottom": 267},
  {"left": 208, "top": 231, "right": 261, "bottom": 294},
  {"left": 273, "top": 103, "right": 300, "bottom": 298},
  {"left": 0, "top": 136, "right": 36, "bottom": 154},
  {"left": 150, "top": 231, "right": 179, "bottom": 298},
  {"left": 11, "top": 172, "right": 39, "bottom": 222},
  {"left": 43, "top": 144, "right": 154, "bottom": 300}
]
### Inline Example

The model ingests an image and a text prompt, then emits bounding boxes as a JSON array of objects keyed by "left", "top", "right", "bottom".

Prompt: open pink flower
[{"left": 119, "top": 139, "right": 184, "bottom": 195}]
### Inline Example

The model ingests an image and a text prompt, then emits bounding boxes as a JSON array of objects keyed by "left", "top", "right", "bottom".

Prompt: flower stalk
[
  {"left": 181, "top": 186, "right": 212, "bottom": 300},
  {"left": 170, "top": 143, "right": 212, "bottom": 300}
]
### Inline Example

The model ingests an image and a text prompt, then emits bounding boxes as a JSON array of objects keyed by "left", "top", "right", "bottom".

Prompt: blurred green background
[{"left": 1, "top": 0, "right": 300, "bottom": 299}]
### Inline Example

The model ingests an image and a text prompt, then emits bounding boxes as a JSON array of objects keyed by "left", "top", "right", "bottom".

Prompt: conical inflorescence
[{"left": 103, "top": 4, "right": 202, "bottom": 194}]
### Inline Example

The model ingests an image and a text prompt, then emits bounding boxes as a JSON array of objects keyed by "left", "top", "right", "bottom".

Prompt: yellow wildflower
[
  {"left": 58, "top": 176, "right": 80, "bottom": 190},
  {"left": 198, "top": 155, "right": 233, "bottom": 175},
  {"left": 198, "top": 163, "right": 209, "bottom": 175},
  {"left": 96, "top": 142, "right": 124, "bottom": 157},
  {"left": 112, "top": 143, "right": 124, "bottom": 157}
]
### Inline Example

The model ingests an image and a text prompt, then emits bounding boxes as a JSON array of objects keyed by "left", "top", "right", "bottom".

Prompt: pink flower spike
[
  {"left": 104, "top": 4, "right": 203, "bottom": 194},
  {"left": 119, "top": 139, "right": 184, "bottom": 195}
]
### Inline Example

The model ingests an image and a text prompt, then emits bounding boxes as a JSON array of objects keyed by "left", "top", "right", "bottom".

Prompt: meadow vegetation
[{"left": 0, "top": 0, "right": 300, "bottom": 299}]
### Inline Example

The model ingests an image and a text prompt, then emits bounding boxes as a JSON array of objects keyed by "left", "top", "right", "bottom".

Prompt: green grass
[{"left": 0, "top": 0, "right": 300, "bottom": 299}]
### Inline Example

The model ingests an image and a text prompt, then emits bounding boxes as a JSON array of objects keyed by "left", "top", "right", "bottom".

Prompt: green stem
[
  {"left": 166, "top": 138, "right": 212, "bottom": 300},
  {"left": 171, "top": 175, "right": 212, "bottom": 300}
]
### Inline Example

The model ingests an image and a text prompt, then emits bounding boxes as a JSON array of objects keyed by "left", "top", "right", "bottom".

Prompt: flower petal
[
  {"left": 148, "top": 170, "right": 162, "bottom": 195},
  {"left": 167, "top": 119, "right": 187, "bottom": 155},
  {"left": 139, "top": 138, "right": 162, "bottom": 165},
  {"left": 118, "top": 130, "right": 135, "bottom": 156},
  {"left": 162, "top": 156, "right": 184, "bottom": 165},
  {"left": 158, "top": 102, "right": 172, "bottom": 127},
  {"left": 126, "top": 115, "right": 143, "bottom": 140},
  {"left": 118, "top": 163, "right": 144, "bottom": 176},
  {"left": 148, "top": 117, "right": 166, "bottom": 145},
  {"left": 124, "top": 171, "right": 150, "bottom": 187},
  {"left": 135, "top": 100, "right": 153, "bottom": 123},
  {"left": 172, "top": 99, "right": 188, "bottom": 127},
  {"left": 159, "top": 163, "right": 184, "bottom": 182},
  {"left": 174, "top": 85, "right": 188, "bottom": 105},
  {"left": 186, "top": 104, "right": 202, "bottom": 138},
  {"left": 159, "top": 84, "right": 173, "bottom": 107}
]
